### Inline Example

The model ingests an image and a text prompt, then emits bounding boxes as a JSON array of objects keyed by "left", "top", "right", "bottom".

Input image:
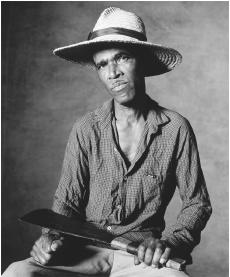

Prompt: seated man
[{"left": 3, "top": 7, "right": 212, "bottom": 277}]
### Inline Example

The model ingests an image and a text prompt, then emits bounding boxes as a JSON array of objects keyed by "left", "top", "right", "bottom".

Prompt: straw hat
[{"left": 53, "top": 7, "right": 182, "bottom": 77}]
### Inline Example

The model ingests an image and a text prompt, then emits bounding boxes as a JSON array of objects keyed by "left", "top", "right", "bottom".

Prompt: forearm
[
  {"left": 161, "top": 200, "right": 212, "bottom": 255},
  {"left": 164, "top": 120, "right": 212, "bottom": 255}
]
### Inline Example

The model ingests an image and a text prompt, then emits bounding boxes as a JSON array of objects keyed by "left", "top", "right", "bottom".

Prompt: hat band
[{"left": 88, "top": 27, "right": 147, "bottom": 41}]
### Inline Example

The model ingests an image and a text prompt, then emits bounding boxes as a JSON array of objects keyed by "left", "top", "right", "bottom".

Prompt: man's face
[{"left": 93, "top": 47, "right": 144, "bottom": 106}]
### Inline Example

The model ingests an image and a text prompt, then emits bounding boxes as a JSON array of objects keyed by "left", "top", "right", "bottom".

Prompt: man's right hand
[{"left": 30, "top": 232, "right": 64, "bottom": 265}]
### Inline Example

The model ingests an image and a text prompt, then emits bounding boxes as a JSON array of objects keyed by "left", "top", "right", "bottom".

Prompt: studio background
[{"left": 2, "top": 2, "right": 228, "bottom": 276}]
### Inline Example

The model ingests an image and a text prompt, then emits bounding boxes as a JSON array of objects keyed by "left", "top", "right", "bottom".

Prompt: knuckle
[
  {"left": 145, "top": 238, "right": 155, "bottom": 247},
  {"left": 155, "top": 245, "right": 163, "bottom": 254},
  {"left": 149, "top": 238, "right": 155, "bottom": 244},
  {"left": 145, "top": 248, "right": 154, "bottom": 258},
  {"left": 138, "top": 244, "right": 146, "bottom": 253}
]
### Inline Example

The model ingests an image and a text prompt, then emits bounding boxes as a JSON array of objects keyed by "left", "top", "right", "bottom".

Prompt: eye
[
  {"left": 116, "top": 54, "right": 130, "bottom": 64},
  {"left": 96, "top": 61, "right": 107, "bottom": 70}
]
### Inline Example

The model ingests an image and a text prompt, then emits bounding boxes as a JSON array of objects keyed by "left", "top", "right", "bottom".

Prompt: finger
[
  {"left": 34, "top": 244, "right": 51, "bottom": 265},
  {"left": 144, "top": 246, "right": 155, "bottom": 266},
  {"left": 51, "top": 239, "right": 64, "bottom": 252},
  {"left": 137, "top": 244, "right": 146, "bottom": 263},
  {"left": 159, "top": 247, "right": 171, "bottom": 265},
  {"left": 152, "top": 245, "right": 163, "bottom": 267},
  {"left": 134, "top": 255, "right": 141, "bottom": 265},
  {"left": 30, "top": 249, "right": 40, "bottom": 263},
  {"left": 31, "top": 247, "right": 46, "bottom": 265},
  {"left": 35, "top": 236, "right": 52, "bottom": 253},
  {"left": 33, "top": 244, "right": 52, "bottom": 265}
]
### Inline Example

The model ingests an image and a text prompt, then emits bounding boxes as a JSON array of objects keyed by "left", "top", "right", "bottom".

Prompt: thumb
[{"left": 50, "top": 239, "right": 62, "bottom": 252}]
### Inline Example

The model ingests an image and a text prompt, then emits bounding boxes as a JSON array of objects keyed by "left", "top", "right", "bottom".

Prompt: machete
[{"left": 19, "top": 209, "right": 186, "bottom": 271}]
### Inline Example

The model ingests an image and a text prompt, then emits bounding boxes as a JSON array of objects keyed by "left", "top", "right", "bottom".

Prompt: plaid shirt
[{"left": 52, "top": 96, "right": 212, "bottom": 257}]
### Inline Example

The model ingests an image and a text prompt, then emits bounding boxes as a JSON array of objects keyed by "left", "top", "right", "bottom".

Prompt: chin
[{"left": 113, "top": 91, "right": 135, "bottom": 105}]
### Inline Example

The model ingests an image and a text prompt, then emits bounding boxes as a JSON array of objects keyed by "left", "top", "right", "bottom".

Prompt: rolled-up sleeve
[{"left": 161, "top": 120, "right": 212, "bottom": 256}]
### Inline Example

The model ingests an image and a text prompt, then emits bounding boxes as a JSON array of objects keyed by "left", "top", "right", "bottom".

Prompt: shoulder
[
  {"left": 146, "top": 96, "right": 192, "bottom": 134},
  {"left": 160, "top": 106, "right": 194, "bottom": 137},
  {"left": 163, "top": 108, "right": 190, "bottom": 126},
  {"left": 71, "top": 100, "right": 112, "bottom": 137}
]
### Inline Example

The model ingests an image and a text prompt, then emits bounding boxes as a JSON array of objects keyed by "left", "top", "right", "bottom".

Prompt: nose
[{"left": 108, "top": 63, "right": 121, "bottom": 79}]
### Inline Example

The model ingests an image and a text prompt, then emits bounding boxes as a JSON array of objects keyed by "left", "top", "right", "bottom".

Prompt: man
[{"left": 3, "top": 7, "right": 212, "bottom": 277}]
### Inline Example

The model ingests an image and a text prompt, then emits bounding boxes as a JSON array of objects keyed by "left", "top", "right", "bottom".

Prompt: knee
[{"left": 2, "top": 260, "right": 35, "bottom": 277}]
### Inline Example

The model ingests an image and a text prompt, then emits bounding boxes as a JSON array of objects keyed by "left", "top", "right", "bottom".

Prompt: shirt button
[
  {"left": 107, "top": 226, "right": 112, "bottom": 231},
  {"left": 147, "top": 174, "right": 157, "bottom": 179}
]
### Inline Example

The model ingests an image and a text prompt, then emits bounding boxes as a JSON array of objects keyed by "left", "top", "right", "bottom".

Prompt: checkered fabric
[{"left": 52, "top": 96, "right": 212, "bottom": 257}]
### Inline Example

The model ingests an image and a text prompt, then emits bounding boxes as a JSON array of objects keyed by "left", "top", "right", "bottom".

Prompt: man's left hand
[{"left": 134, "top": 238, "right": 171, "bottom": 267}]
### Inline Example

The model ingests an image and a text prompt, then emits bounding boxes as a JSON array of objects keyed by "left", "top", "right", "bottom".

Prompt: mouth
[{"left": 111, "top": 81, "right": 128, "bottom": 92}]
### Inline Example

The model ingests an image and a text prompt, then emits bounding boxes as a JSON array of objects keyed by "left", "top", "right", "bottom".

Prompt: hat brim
[{"left": 53, "top": 38, "right": 182, "bottom": 77}]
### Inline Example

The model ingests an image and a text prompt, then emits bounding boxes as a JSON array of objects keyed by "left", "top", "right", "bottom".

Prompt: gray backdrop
[{"left": 2, "top": 2, "right": 228, "bottom": 276}]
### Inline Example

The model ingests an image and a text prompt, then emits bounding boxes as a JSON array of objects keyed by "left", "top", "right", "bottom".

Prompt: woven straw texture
[{"left": 53, "top": 7, "right": 182, "bottom": 76}]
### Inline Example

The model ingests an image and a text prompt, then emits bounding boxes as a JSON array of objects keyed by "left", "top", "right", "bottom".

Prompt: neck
[{"left": 114, "top": 94, "right": 148, "bottom": 123}]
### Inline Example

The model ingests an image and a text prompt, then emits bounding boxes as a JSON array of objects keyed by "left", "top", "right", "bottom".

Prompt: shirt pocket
[{"left": 141, "top": 172, "right": 163, "bottom": 212}]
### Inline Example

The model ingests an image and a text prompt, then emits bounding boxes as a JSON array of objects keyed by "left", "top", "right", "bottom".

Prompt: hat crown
[
  {"left": 93, "top": 7, "right": 146, "bottom": 35},
  {"left": 53, "top": 7, "right": 182, "bottom": 76}
]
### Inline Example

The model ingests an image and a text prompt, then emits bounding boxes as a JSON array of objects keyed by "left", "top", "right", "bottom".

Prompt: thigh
[
  {"left": 2, "top": 258, "right": 69, "bottom": 277},
  {"left": 2, "top": 246, "right": 113, "bottom": 277},
  {"left": 110, "top": 251, "right": 189, "bottom": 277},
  {"left": 2, "top": 258, "right": 94, "bottom": 277}
]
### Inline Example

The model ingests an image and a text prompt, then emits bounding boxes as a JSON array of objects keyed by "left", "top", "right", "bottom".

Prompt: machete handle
[
  {"left": 19, "top": 209, "right": 186, "bottom": 271},
  {"left": 111, "top": 237, "right": 186, "bottom": 271}
]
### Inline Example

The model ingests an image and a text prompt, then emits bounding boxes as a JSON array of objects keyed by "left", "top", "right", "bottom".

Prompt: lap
[
  {"left": 2, "top": 245, "right": 113, "bottom": 277},
  {"left": 2, "top": 249, "right": 189, "bottom": 277},
  {"left": 2, "top": 258, "right": 88, "bottom": 277},
  {"left": 111, "top": 251, "right": 189, "bottom": 277}
]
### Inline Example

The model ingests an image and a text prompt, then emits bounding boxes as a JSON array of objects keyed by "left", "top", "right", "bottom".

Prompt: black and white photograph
[{"left": 2, "top": 2, "right": 228, "bottom": 277}]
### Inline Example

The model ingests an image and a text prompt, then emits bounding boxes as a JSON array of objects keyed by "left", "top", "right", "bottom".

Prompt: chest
[{"left": 116, "top": 121, "right": 145, "bottom": 162}]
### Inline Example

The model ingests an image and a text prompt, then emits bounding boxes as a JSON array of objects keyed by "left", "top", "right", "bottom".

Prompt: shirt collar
[
  {"left": 94, "top": 95, "right": 170, "bottom": 132},
  {"left": 94, "top": 99, "right": 114, "bottom": 130}
]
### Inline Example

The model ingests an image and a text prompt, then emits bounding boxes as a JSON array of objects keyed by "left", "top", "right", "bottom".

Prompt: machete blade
[
  {"left": 19, "top": 209, "right": 187, "bottom": 271},
  {"left": 20, "top": 209, "right": 114, "bottom": 245}
]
